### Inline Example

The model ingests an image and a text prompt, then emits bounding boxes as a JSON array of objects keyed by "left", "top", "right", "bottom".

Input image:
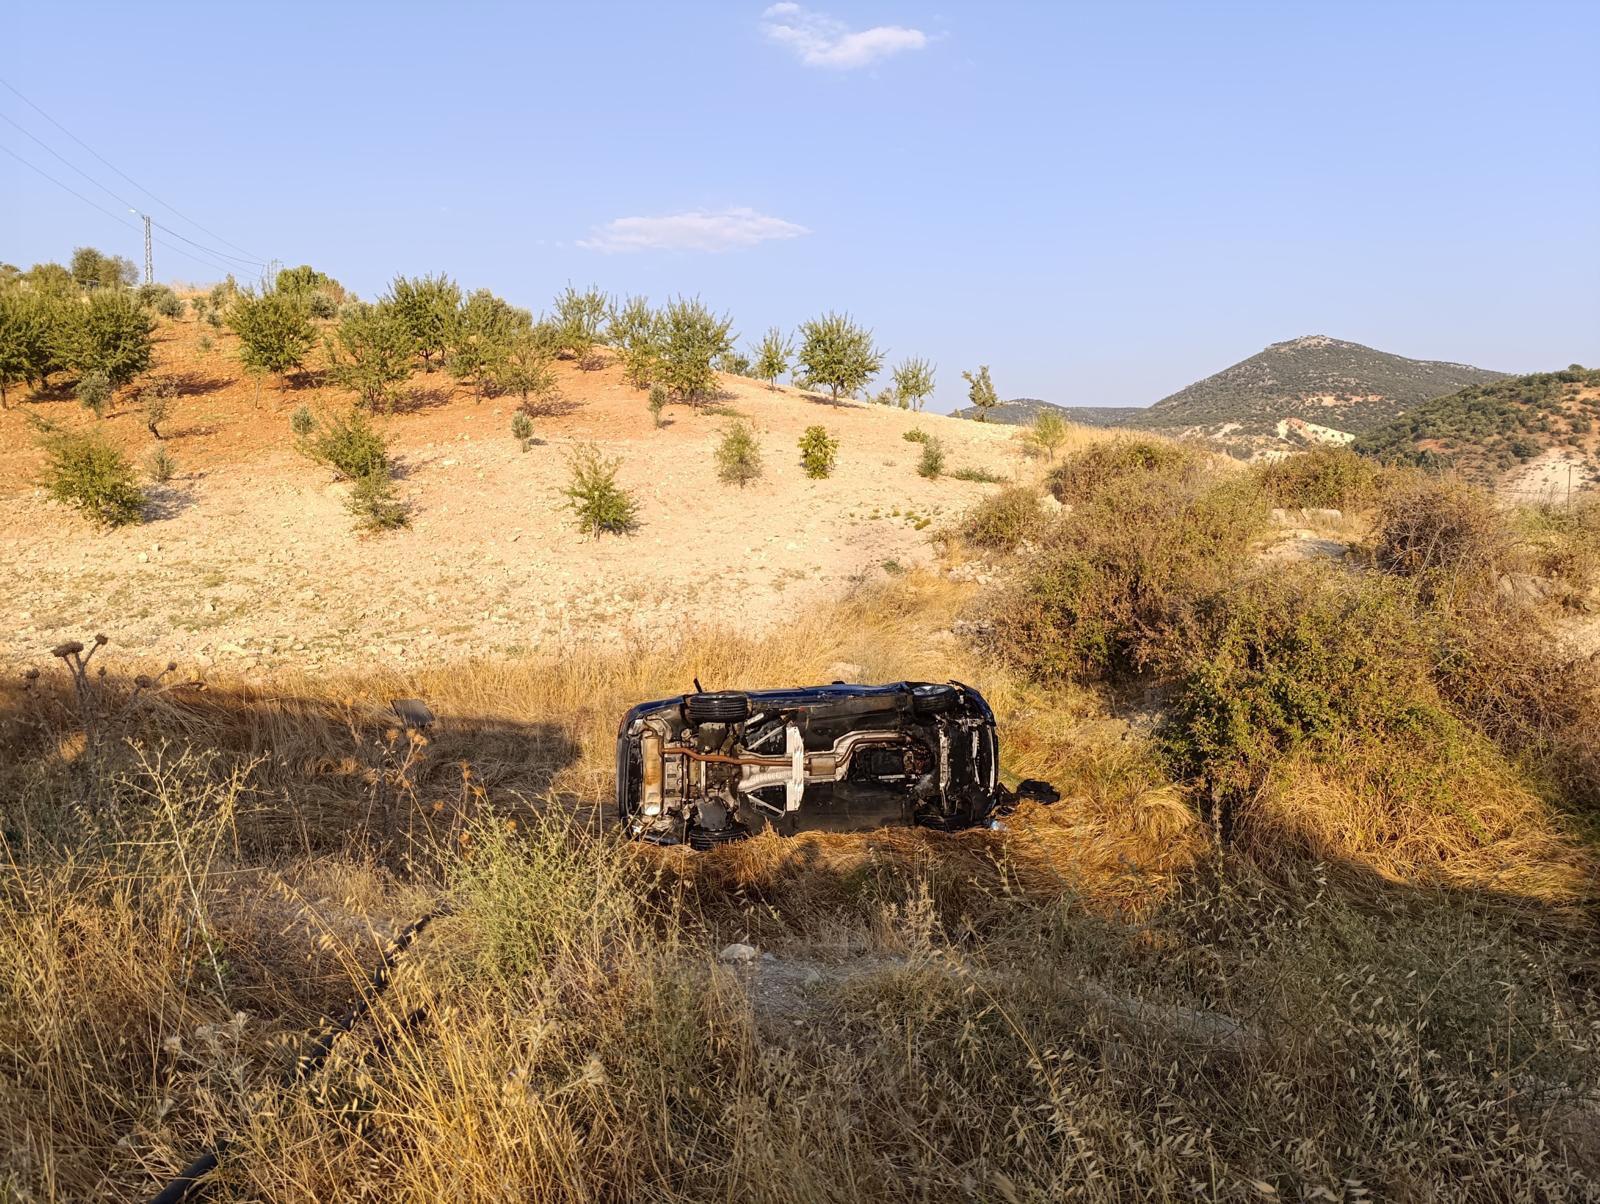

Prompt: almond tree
[
  {"left": 657, "top": 296, "right": 734, "bottom": 405},
  {"left": 892, "top": 356, "right": 935, "bottom": 411},
  {"left": 962, "top": 364, "right": 999, "bottom": 422},
  {"left": 385, "top": 273, "right": 462, "bottom": 371},
  {"left": 795, "top": 312, "right": 881, "bottom": 403},
  {"left": 326, "top": 301, "right": 416, "bottom": 410},
  {"left": 609, "top": 295, "right": 661, "bottom": 388},
  {"left": 753, "top": 327, "right": 792, "bottom": 389}
]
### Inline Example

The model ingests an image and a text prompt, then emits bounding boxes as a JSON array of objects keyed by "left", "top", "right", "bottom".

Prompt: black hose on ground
[{"left": 145, "top": 904, "right": 447, "bottom": 1203}]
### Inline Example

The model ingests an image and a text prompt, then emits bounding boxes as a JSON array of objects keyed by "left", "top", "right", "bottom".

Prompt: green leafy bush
[
  {"left": 289, "top": 405, "right": 315, "bottom": 438},
  {"left": 385, "top": 274, "right": 462, "bottom": 371},
  {"left": 958, "top": 486, "right": 1045, "bottom": 551},
  {"left": 1047, "top": 438, "right": 1199, "bottom": 504},
  {"left": 753, "top": 327, "right": 791, "bottom": 389},
  {"left": 951, "top": 466, "right": 1004, "bottom": 483},
  {"left": 715, "top": 420, "right": 763, "bottom": 487},
  {"left": 552, "top": 284, "right": 610, "bottom": 358},
  {"left": 511, "top": 410, "right": 534, "bottom": 452},
  {"left": 325, "top": 301, "right": 416, "bottom": 410},
  {"left": 226, "top": 290, "right": 315, "bottom": 377},
  {"left": 57, "top": 289, "right": 156, "bottom": 388},
  {"left": 1254, "top": 446, "right": 1378, "bottom": 510},
  {"left": 658, "top": 296, "right": 734, "bottom": 404},
  {"left": 562, "top": 444, "right": 638, "bottom": 536},
  {"left": 892, "top": 356, "right": 935, "bottom": 411},
  {"left": 797, "top": 426, "right": 838, "bottom": 479},
  {"left": 648, "top": 383, "right": 668, "bottom": 428},
  {"left": 35, "top": 422, "right": 145, "bottom": 526},
  {"left": 346, "top": 467, "right": 410, "bottom": 531},
  {"left": 795, "top": 311, "right": 882, "bottom": 401},
  {"left": 144, "top": 444, "right": 177, "bottom": 484},
  {"left": 76, "top": 369, "right": 112, "bottom": 417},
  {"left": 610, "top": 296, "right": 660, "bottom": 388},
  {"left": 917, "top": 437, "right": 945, "bottom": 479},
  {"left": 296, "top": 408, "right": 389, "bottom": 481},
  {"left": 902, "top": 427, "right": 928, "bottom": 443}
]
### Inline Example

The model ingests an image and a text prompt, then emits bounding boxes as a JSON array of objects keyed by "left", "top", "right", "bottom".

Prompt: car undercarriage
[{"left": 616, "top": 681, "right": 1045, "bottom": 848}]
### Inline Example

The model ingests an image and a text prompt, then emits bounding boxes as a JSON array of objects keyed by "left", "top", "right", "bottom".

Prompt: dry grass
[{"left": 2, "top": 573, "right": 1599, "bottom": 1201}]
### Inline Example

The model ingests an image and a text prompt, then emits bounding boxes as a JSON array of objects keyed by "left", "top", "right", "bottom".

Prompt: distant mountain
[
  {"left": 955, "top": 336, "right": 1507, "bottom": 455},
  {"left": 1353, "top": 367, "right": 1600, "bottom": 492},
  {"left": 949, "top": 398, "right": 1143, "bottom": 426}
]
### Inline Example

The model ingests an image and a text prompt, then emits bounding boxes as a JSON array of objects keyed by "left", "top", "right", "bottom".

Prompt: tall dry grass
[{"left": 2, "top": 569, "right": 1599, "bottom": 1200}]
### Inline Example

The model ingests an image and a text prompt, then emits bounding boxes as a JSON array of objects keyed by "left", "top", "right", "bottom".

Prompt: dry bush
[
  {"left": 1516, "top": 496, "right": 1600, "bottom": 605},
  {"left": 956, "top": 484, "right": 1047, "bottom": 551},
  {"left": 4, "top": 576, "right": 1600, "bottom": 1201},
  {"left": 1253, "top": 445, "right": 1380, "bottom": 510},
  {"left": 1372, "top": 470, "right": 1507, "bottom": 599},
  {"left": 1047, "top": 437, "right": 1203, "bottom": 504}
]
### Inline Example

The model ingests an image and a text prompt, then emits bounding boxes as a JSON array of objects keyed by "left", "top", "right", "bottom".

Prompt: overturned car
[{"left": 616, "top": 681, "right": 1050, "bottom": 847}]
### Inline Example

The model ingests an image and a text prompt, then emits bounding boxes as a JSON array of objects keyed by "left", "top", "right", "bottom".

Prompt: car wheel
[
  {"left": 909, "top": 683, "right": 960, "bottom": 716},
  {"left": 685, "top": 691, "right": 751, "bottom": 724}
]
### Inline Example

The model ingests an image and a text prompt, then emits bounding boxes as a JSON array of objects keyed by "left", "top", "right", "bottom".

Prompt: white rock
[{"left": 718, "top": 942, "right": 760, "bottom": 964}]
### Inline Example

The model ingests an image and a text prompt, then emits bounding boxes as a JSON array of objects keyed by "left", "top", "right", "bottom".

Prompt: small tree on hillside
[
  {"left": 501, "top": 330, "right": 559, "bottom": 408},
  {"left": 448, "top": 288, "right": 531, "bottom": 400},
  {"left": 608, "top": 295, "right": 661, "bottom": 388},
  {"left": 657, "top": 296, "right": 734, "bottom": 405},
  {"left": 892, "top": 356, "right": 935, "bottom": 411},
  {"left": 796, "top": 312, "right": 882, "bottom": 402},
  {"left": 385, "top": 273, "right": 462, "bottom": 371},
  {"left": 32, "top": 418, "right": 146, "bottom": 527},
  {"left": 0, "top": 289, "right": 54, "bottom": 407},
  {"left": 552, "top": 284, "right": 610, "bottom": 358},
  {"left": 1029, "top": 410, "right": 1069, "bottom": 462},
  {"left": 754, "top": 326, "right": 791, "bottom": 390},
  {"left": 326, "top": 301, "right": 416, "bottom": 410},
  {"left": 275, "top": 264, "right": 346, "bottom": 303},
  {"left": 56, "top": 289, "right": 156, "bottom": 389},
  {"left": 962, "top": 364, "right": 999, "bottom": 422},
  {"left": 715, "top": 420, "right": 763, "bottom": 487},
  {"left": 70, "top": 246, "right": 138, "bottom": 291},
  {"left": 227, "top": 289, "right": 316, "bottom": 379}
]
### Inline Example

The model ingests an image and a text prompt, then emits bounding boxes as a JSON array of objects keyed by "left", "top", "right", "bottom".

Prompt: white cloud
[
  {"left": 579, "top": 207, "right": 810, "bottom": 254},
  {"left": 761, "top": 3, "right": 927, "bottom": 70}
]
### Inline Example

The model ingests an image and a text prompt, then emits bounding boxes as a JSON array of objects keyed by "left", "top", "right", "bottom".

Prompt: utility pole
[{"left": 142, "top": 213, "right": 153, "bottom": 285}]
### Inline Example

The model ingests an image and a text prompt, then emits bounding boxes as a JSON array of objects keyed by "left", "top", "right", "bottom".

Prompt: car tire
[
  {"left": 910, "top": 683, "right": 960, "bottom": 715},
  {"left": 685, "top": 691, "right": 751, "bottom": 724}
]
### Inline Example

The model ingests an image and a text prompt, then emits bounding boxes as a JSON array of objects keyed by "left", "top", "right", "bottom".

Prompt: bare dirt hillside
[{"left": 0, "top": 318, "right": 1068, "bottom": 675}]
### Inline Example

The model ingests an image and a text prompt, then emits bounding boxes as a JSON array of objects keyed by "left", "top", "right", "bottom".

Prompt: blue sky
[{"left": 4, "top": 1, "right": 1596, "bottom": 411}]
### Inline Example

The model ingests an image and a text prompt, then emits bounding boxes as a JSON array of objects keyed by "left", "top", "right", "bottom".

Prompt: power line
[
  {"left": 0, "top": 110, "right": 267, "bottom": 270},
  {"left": 0, "top": 75, "right": 265, "bottom": 262},
  {"left": 2, "top": 142, "right": 259, "bottom": 279}
]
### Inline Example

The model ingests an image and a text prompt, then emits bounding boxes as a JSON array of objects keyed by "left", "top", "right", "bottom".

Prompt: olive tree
[
  {"left": 0, "top": 289, "right": 56, "bottom": 406},
  {"left": 657, "top": 296, "right": 734, "bottom": 405},
  {"left": 552, "top": 284, "right": 610, "bottom": 358},
  {"left": 795, "top": 312, "right": 882, "bottom": 403},
  {"left": 892, "top": 356, "right": 936, "bottom": 411},
  {"left": 448, "top": 288, "right": 532, "bottom": 400},
  {"left": 326, "top": 301, "right": 416, "bottom": 410}
]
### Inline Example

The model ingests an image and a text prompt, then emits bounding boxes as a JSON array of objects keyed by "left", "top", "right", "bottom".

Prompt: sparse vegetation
[
  {"left": 562, "top": 443, "right": 638, "bottom": 536},
  {"left": 552, "top": 284, "right": 610, "bottom": 359},
  {"left": 346, "top": 466, "right": 411, "bottom": 531},
  {"left": 144, "top": 444, "right": 177, "bottom": 483},
  {"left": 715, "top": 419, "right": 763, "bottom": 487},
  {"left": 902, "top": 427, "right": 928, "bottom": 443},
  {"left": 917, "top": 437, "right": 945, "bottom": 478},
  {"left": 648, "top": 383, "right": 668, "bottom": 428},
  {"left": 797, "top": 425, "right": 838, "bottom": 479},
  {"left": 139, "top": 378, "right": 175, "bottom": 437},
  {"left": 1027, "top": 410, "right": 1069, "bottom": 462},
  {"left": 1255, "top": 445, "right": 1378, "bottom": 509},
  {"left": 294, "top": 407, "right": 390, "bottom": 482},
  {"left": 1047, "top": 438, "right": 1199, "bottom": 503},
  {"left": 33, "top": 419, "right": 146, "bottom": 526},
  {"left": 610, "top": 295, "right": 661, "bottom": 388},
  {"left": 75, "top": 368, "right": 112, "bottom": 417},
  {"left": 511, "top": 410, "right": 534, "bottom": 451},
  {"left": 950, "top": 465, "right": 1004, "bottom": 483},
  {"left": 386, "top": 273, "right": 462, "bottom": 371}
]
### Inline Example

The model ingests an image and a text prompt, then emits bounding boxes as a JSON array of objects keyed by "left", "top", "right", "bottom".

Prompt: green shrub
[
  {"left": 715, "top": 420, "right": 763, "bottom": 487},
  {"left": 35, "top": 422, "right": 145, "bottom": 526},
  {"left": 796, "top": 311, "right": 882, "bottom": 402},
  {"left": 306, "top": 291, "right": 338, "bottom": 320},
  {"left": 562, "top": 444, "right": 638, "bottom": 536},
  {"left": 1254, "top": 446, "right": 1379, "bottom": 510},
  {"left": 961, "top": 364, "right": 999, "bottom": 421},
  {"left": 325, "top": 301, "right": 416, "bottom": 411},
  {"left": 551, "top": 284, "right": 611, "bottom": 358},
  {"left": 1047, "top": 438, "right": 1199, "bottom": 504},
  {"left": 902, "top": 427, "right": 928, "bottom": 443},
  {"left": 754, "top": 326, "right": 792, "bottom": 389},
  {"left": 797, "top": 425, "right": 838, "bottom": 479},
  {"left": 917, "top": 437, "right": 945, "bottom": 479},
  {"left": 647, "top": 383, "right": 668, "bottom": 428},
  {"left": 346, "top": 467, "right": 410, "bottom": 531},
  {"left": 610, "top": 295, "right": 660, "bottom": 388},
  {"left": 989, "top": 472, "right": 1267, "bottom": 682},
  {"left": 511, "top": 410, "right": 534, "bottom": 451},
  {"left": 296, "top": 408, "right": 389, "bottom": 480},
  {"left": 289, "top": 405, "right": 316, "bottom": 438},
  {"left": 385, "top": 273, "right": 461, "bottom": 371},
  {"left": 658, "top": 296, "right": 734, "bottom": 404},
  {"left": 227, "top": 290, "right": 315, "bottom": 377},
  {"left": 197, "top": 335, "right": 213, "bottom": 353},
  {"left": 958, "top": 486, "right": 1045, "bottom": 551},
  {"left": 951, "top": 465, "right": 1004, "bottom": 483},
  {"left": 136, "top": 284, "right": 184, "bottom": 319},
  {"left": 57, "top": 289, "right": 156, "bottom": 387},
  {"left": 76, "top": 369, "right": 112, "bottom": 417},
  {"left": 1028, "top": 411, "right": 1069, "bottom": 462},
  {"left": 144, "top": 444, "right": 177, "bottom": 484}
]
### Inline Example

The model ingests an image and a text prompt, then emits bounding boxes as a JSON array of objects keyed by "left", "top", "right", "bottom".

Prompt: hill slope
[{"left": 1353, "top": 366, "right": 1600, "bottom": 494}]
